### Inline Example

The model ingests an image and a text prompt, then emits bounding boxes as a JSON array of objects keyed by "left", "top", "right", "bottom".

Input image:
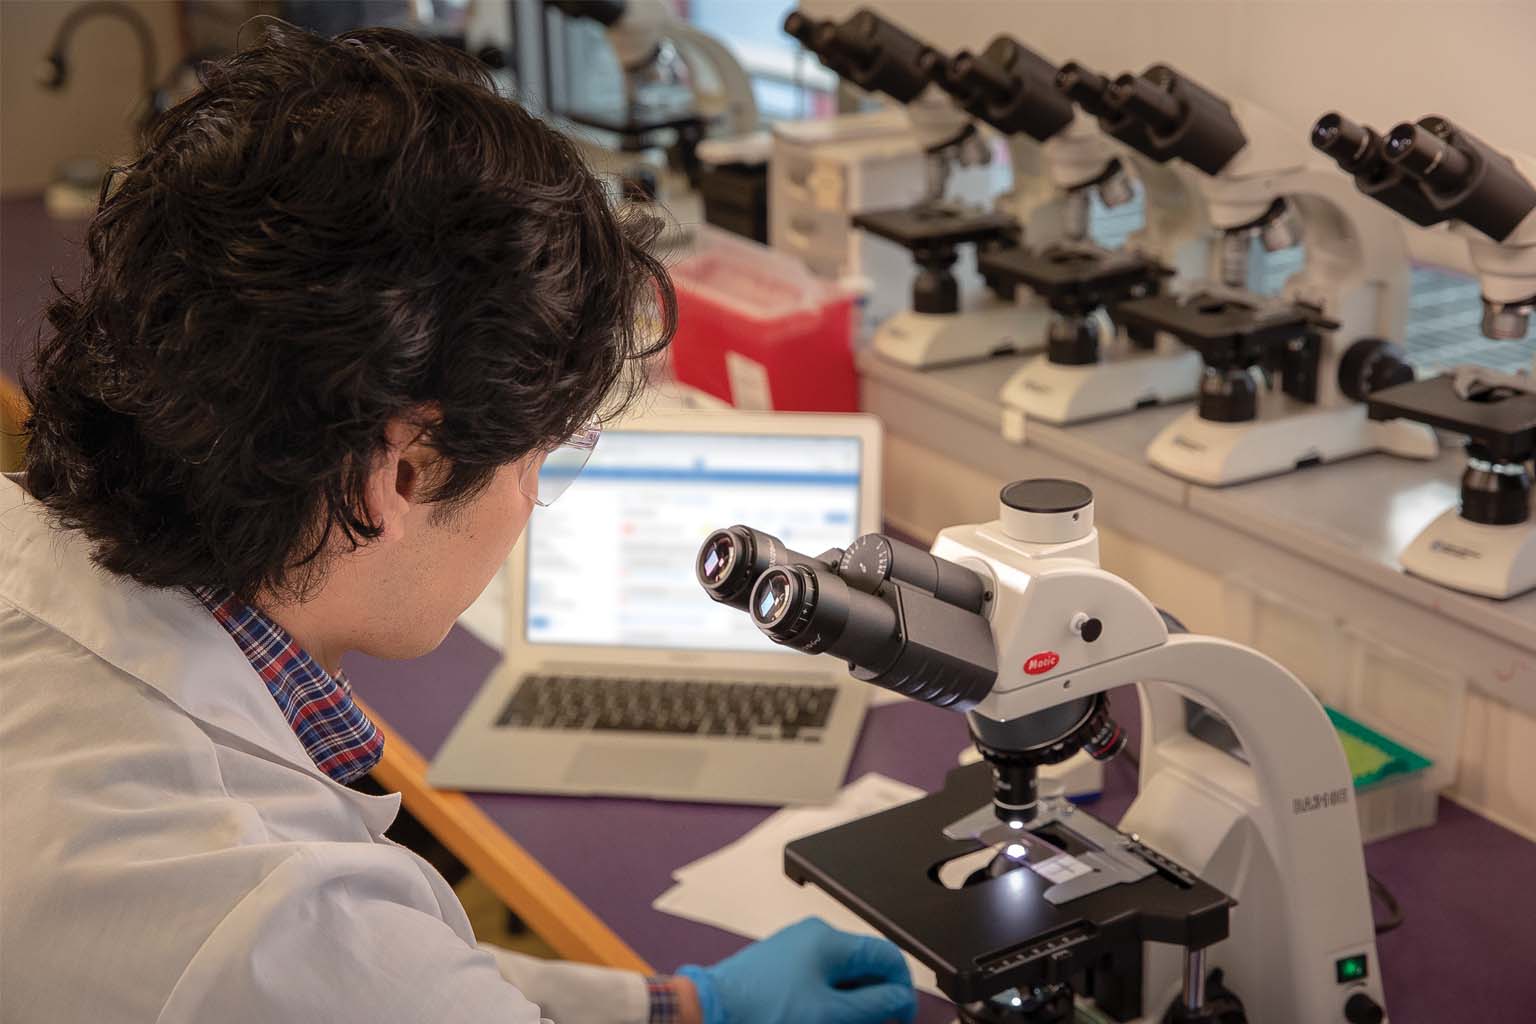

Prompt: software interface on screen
[{"left": 525, "top": 431, "right": 863, "bottom": 653}]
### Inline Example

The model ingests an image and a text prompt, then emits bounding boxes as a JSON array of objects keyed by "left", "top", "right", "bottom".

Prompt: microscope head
[
  {"left": 1055, "top": 60, "right": 1179, "bottom": 164},
  {"left": 1101, "top": 64, "right": 1248, "bottom": 178},
  {"left": 782, "top": 7, "right": 935, "bottom": 106},
  {"left": 1315, "top": 112, "right": 1536, "bottom": 339},
  {"left": 1387, "top": 117, "right": 1536, "bottom": 338},
  {"left": 697, "top": 480, "right": 1156, "bottom": 827},
  {"left": 926, "top": 36, "right": 1075, "bottom": 145}
]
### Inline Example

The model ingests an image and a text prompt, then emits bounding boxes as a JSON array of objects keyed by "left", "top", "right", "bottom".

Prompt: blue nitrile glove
[{"left": 677, "top": 917, "right": 917, "bottom": 1024}]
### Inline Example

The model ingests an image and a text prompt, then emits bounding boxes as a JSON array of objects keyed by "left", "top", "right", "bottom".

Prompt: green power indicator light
[{"left": 1336, "top": 954, "right": 1369, "bottom": 983}]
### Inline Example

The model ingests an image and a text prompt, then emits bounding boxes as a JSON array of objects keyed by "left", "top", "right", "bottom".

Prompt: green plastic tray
[{"left": 1326, "top": 706, "right": 1433, "bottom": 792}]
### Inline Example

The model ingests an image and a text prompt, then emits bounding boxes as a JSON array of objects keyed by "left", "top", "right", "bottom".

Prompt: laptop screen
[{"left": 524, "top": 430, "right": 864, "bottom": 654}]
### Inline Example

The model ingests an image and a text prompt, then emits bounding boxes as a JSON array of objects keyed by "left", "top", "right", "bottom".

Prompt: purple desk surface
[{"left": 347, "top": 627, "right": 1536, "bottom": 1024}]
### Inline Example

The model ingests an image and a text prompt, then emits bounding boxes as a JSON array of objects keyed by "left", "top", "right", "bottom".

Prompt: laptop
[{"left": 428, "top": 411, "right": 883, "bottom": 806}]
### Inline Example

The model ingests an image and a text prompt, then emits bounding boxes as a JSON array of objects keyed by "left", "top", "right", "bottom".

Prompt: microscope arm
[
  {"left": 665, "top": 21, "right": 760, "bottom": 137},
  {"left": 984, "top": 634, "right": 1378, "bottom": 1023}
]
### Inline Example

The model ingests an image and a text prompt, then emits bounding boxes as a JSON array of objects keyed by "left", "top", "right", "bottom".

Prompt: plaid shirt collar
[{"left": 190, "top": 587, "right": 383, "bottom": 784}]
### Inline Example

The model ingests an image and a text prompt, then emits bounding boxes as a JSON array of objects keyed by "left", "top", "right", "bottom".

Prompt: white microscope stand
[
  {"left": 1145, "top": 144, "right": 1438, "bottom": 484},
  {"left": 1399, "top": 156, "right": 1536, "bottom": 600},
  {"left": 932, "top": 508, "right": 1385, "bottom": 1022},
  {"left": 872, "top": 90, "right": 1056, "bottom": 369},
  {"left": 999, "top": 127, "right": 1210, "bottom": 425},
  {"left": 873, "top": 292, "right": 1052, "bottom": 368}
]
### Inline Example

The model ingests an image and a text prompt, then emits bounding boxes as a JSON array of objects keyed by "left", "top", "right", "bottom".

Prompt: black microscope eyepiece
[
  {"left": 1055, "top": 61, "right": 1113, "bottom": 118},
  {"left": 1384, "top": 121, "right": 1475, "bottom": 192},
  {"left": 933, "top": 36, "right": 1074, "bottom": 143},
  {"left": 1311, "top": 111, "right": 1446, "bottom": 228},
  {"left": 701, "top": 525, "right": 998, "bottom": 710},
  {"left": 1378, "top": 116, "right": 1536, "bottom": 243},
  {"left": 1311, "top": 112, "right": 1376, "bottom": 173},
  {"left": 1102, "top": 64, "right": 1247, "bottom": 177},
  {"left": 1109, "top": 71, "right": 1182, "bottom": 135},
  {"left": 696, "top": 526, "right": 834, "bottom": 612}
]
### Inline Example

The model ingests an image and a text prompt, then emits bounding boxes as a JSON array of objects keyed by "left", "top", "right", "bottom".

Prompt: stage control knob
[{"left": 1344, "top": 992, "right": 1384, "bottom": 1024}]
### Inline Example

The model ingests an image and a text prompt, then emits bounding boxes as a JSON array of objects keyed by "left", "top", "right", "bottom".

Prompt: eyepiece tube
[
  {"left": 696, "top": 526, "right": 831, "bottom": 612},
  {"left": 782, "top": 10, "right": 815, "bottom": 45},
  {"left": 1311, "top": 112, "right": 1376, "bottom": 172},
  {"left": 1056, "top": 61, "right": 1112, "bottom": 116},
  {"left": 1384, "top": 121, "right": 1474, "bottom": 191},
  {"left": 750, "top": 563, "right": 901, "bottom": 661},
  {"left": 1108, "top": 72, "right": 1182, "bottom": 134},
  {"left": 701, "top": 523, "right": 998, "bottom": 711}
]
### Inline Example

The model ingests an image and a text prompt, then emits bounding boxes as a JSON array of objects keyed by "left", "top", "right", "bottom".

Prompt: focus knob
[
  {"left": 1339, "top": 338, "right": 1413, "bottom": 403},
  {"left": 1344, "top": 993, "right": 1384, "bottom": 1024}
]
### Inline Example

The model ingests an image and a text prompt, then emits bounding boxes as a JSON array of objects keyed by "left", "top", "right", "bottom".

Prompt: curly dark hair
[{"left": 23, "top": 22, "right": 674, "bottom": 601}]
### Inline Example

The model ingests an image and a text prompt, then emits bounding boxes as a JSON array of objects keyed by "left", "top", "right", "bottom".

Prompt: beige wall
[
  {"left": 804, "top": 1, "right": 1536, "bottom": 163},
  {"left": 1, "top": 0, "right": 183, "bottom": 196}
]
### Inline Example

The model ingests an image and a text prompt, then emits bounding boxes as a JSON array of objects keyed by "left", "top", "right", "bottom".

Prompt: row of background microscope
[{"left": 779, "top": 6, "right": 1536, "bottom": 603}]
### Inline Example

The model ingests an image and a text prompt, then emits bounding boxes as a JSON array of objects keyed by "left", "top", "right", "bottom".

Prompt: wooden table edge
[{"left": 353, "top": 694, "right": 654, "bottom": 974}]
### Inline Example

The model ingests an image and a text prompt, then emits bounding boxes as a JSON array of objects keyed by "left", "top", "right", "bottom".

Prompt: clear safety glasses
[{"left": 520, "top": 423, "right": 602, "bottom": 507}]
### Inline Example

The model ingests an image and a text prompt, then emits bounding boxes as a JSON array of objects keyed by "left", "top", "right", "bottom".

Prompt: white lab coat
[{"left": 0, "top": 475, "right": 651, "bottom": 1024}]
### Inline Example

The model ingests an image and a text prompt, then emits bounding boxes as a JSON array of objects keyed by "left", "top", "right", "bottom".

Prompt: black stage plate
[
  {"left": 979, "top": 244, "right": 1168, "bottom": 308},
  {"left": 852, "top": 206, "right": 1019, "bottom": 250},
  {"left": 1113, "top": 293, "right": 1315, "bottom": 359},
  {"left": 784, "top": 762, "right": 1232, "bottom": 1005},
  {"left": 1369, "top": 374, "right": 1536, "bottom": 462}
]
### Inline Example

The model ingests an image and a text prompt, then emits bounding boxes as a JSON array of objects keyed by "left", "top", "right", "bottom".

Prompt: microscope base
[
  {"left": 873, "top": 299, "right": 1052, "bottom": 369},
  {"left": 1145, "top": 402, "right": 1439, "bottom": 486},
  {"left": 1001, "top": 350, "right": 1203, "bottom": 426},
  {"left": 1401, "top": 508, "right": 1536, "bottom": 599}
]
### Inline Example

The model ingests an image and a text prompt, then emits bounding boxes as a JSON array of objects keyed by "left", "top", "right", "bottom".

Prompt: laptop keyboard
[{"left": 493, "top": 675, "right": 839, "bottom": 742}]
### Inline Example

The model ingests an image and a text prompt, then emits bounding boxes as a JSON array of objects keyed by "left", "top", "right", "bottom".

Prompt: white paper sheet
[{"left": 652, "top": 773, "right": 944, "bottom": 997}]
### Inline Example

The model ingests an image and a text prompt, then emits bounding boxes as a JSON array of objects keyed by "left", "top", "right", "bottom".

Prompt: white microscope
[
  {"left": 939, "top": 49, "right": 1213, "bottom": 426},
  {"left": 1089, "top": 65, "right": 1438, "bottom": 486},
  {"left": 547, "top": 0, "right": 763, "bottom": 241},
  {"left": 1316, "top": 112, "right": 1536, "bottom": 599},
  {"left": 785, "top": 9, "right": 1052, "bottom": 369},
  {"left": 697, "top": 479, "right": 1387, "bottom": 1024}
]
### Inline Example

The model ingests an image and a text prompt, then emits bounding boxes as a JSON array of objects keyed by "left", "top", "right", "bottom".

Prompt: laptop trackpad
[{"left": 564, "top": 745, "right": 705, "bottom": 791}]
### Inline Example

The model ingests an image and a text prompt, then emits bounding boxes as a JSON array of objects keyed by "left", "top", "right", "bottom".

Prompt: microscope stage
[
  {"left": 978, "top": 243, "right": 1170, "bottom": 313},
  {"left": 1112, "top": 292, "right": 1317, "bottom": 364},
  {"left": 852, "top": 206, "right": 1020, "bottom": 252},
  {"left": 1368, "top": 374, "right": 1536, "bottom": 463},
  {"left": 783, "top": 762, "right": 1232, "bottom": 1006},
  {"left": 562, "top": 105, "right": 707, "bottom": 152}
]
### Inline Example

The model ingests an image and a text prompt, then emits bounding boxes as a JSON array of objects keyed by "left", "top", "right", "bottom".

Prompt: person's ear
[{"left": 366, "top": 415, "right": 436, "bottom": 544}]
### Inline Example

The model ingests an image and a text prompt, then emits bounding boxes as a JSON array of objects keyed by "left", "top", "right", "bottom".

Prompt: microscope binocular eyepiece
[
  {"left": 696, "top": 525, "right": 838, "bottom": 612},
  {"left": 1385, "top": 121, "right": 1473, "bottom": 192},
  {"left": 1311, "top": 112, "right": 1446, "bottom": 229},
  {"left": 697, "top": 527, "right": 998, "bottom": 710},
  {"left": 1374, "top": 116, "right": 1536, "bottom": 244},
  {"left": 934, "top": 36, "right": 1074, "bottom": 143},
  {"left": 1100, "top": 64, "right": 1247, "bottom": 177},
  {"left": 787, "top": 8, "right": 936, "bottom": 105}
]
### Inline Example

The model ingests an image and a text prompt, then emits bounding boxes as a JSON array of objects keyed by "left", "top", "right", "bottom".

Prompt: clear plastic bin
[{"left": 669, "top": 226, "right": 857, "bottom": 412}]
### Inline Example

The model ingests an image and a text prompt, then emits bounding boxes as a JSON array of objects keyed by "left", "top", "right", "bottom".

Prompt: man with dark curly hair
[{"left": 0, "top": 24, "right": 915, "bottom": 1024}]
